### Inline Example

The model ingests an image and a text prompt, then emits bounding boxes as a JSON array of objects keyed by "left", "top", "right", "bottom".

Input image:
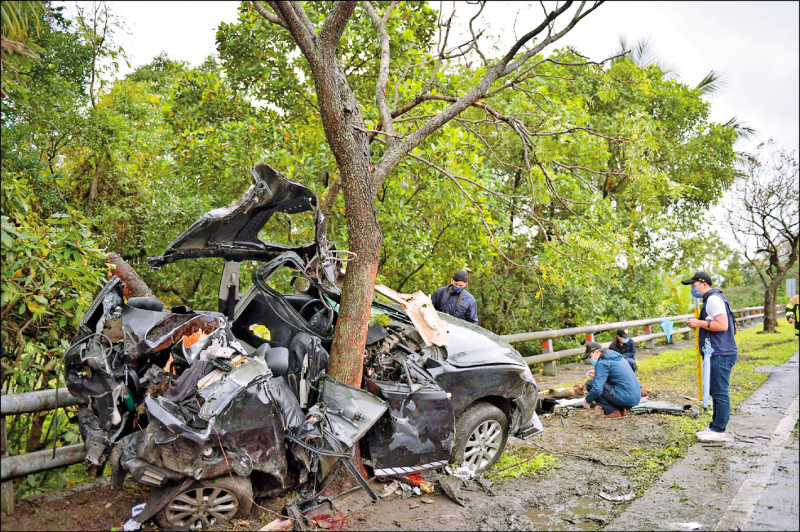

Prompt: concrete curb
[{"left": 606, "top": 352, "right": 799, "bottom": 531}]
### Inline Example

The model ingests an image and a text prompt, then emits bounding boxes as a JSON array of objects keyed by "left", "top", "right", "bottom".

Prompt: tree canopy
[{"left": 2, "top": 1, "right": 748, "bottom": 402}]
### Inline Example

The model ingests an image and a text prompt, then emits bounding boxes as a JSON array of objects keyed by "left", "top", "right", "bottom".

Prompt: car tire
[
  {"left": 155, "top": 476, "right": 253, "bottom": 530},
  {"left": 450, "top": 402, "right": 509, "bottom": 473}
]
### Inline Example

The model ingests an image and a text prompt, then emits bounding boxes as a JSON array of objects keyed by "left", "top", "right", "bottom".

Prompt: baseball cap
[
  {"left": 617, "top": 327, "right": 631, "bottom": 338},
  {"left": 582, "top": 341, "right": 601, "bottom": 360},
  {"left": 680, "top": 271, "right": 713, "bottom": 286},
  {"left": 452, "top": 270, "right": 469, "bottom": 282}
]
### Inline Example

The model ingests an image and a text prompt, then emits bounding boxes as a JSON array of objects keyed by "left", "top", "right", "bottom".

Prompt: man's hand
[
  {"left": 686, "top": 318, "right": 701, "bottom": 328},
  {"left": 789, "top": 317, "right": 796, "bottom": 324},
  {"left": 586, "top": 369, "right": 595, "bottom": 378},
  {"left": 582, "top": 399, "right": 591, "bottom": 410}
]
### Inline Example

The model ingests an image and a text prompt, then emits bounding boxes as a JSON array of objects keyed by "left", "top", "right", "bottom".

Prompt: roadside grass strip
[{"left": 494, "top": 325, "right": 797, "bottom": 486}]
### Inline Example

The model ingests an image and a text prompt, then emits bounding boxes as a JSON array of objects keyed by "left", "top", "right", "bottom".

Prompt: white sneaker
[
  {"left": 695, "top": 427, "right": 713, "bottom": 437},
  {"left": 697, "top": 430, "right": 728, "bottom": 442}
]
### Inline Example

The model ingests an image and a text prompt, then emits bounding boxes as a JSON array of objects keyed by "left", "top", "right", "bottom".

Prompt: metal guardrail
[
  {"left": 0, "top": 303, "right": 785, "bottom": 514},
  {"left": 500, "top": 305, "right": 784, "bottom": 374}
]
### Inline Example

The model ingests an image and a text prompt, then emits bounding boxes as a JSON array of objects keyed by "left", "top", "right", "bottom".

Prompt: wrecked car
[{"left": 64, "top": 163, "right": 542, "bottom": 530}]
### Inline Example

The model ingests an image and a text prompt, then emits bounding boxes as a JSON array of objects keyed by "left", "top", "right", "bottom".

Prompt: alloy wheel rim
[
  {"left": 164, "top": 485, "right": 239, "bottom": 530},
  {"left": 463, "top": 419, "right": 503, "bottom": 470}
]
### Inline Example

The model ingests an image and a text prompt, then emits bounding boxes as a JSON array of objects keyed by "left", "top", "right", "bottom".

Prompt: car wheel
[
  {"left": 451, "top": 402, "right": 509, "bottom": 473},
  {"left": 155, "top": 476, "right": 252, "bottom": 531}
]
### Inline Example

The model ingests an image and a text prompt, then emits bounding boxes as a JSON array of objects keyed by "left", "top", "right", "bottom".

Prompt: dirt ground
[
  {"left": 1, "top": 342, "right": 695, "bottom": 532},
  {"left": 1, "top": 405, "right": 685, "bottom": 532}
]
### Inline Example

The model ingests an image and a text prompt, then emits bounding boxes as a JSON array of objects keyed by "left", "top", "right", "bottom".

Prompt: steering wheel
[{"left": 299, "top": 299, "right": 335, "bottom": 334}]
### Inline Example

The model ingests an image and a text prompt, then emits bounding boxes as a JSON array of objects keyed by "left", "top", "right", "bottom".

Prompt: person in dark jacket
[
  {"left": 582, "top": 342, "right": 641, "bottom": 419},
  {"left": 431, "top": 269, "right": 478, "bottom": 325},
  {"left": 683, "top": 271, "right": 738, "bottom": 443},
  {"left": 608, "top": 327, "right": 637, "bottom": 372}
]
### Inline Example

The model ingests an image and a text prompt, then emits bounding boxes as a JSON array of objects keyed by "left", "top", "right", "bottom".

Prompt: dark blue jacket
[
  {"left": 609, "top": 338, "right": 637, "bottom": 371},
  {"left": 585, "top": 350, "right": 641, "bottom": 407},
  {"left": 699, "top": 289, "right": 738, "bottom": 356},
  {"left": 431, "top": 285, "right": 478, "bottom": 324}
]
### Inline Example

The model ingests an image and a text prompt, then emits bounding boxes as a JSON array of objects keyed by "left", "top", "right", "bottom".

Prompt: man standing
[
  {"left": 431, "top": 269, "right": 478, "bottom": 325},
  {"left": 608, "top": 327, "right": 637, "bottom": 372},
  {"left": 683, "top": 271, "right": 738, "bottom": 442},
  {"left": 582, "top": 341, "right": 641, "bottom": 419}
]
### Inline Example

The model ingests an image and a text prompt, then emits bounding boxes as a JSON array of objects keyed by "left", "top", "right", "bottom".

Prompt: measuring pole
[{"left": 694, "top": 297, "right": 702, "bottom": 401}]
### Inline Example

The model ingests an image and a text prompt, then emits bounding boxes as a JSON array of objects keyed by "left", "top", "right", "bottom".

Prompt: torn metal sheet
[
  {"left": 554, "top": 397, "right": 586, "bottom": 409},
  {"left": 374, "top": 285, "right": 449, "bottom": 347},
  {"left": 65, "top": 163, "right": 545, "bottom": 530},
  {"left": 315, "top": 376, "right": 388, "bottom": 450},
  {"left": 629, "top": 399, "right": 700, "bottom": 418},
  {"left": 199, "top": 357, "right": 271, "bottom": 420}
]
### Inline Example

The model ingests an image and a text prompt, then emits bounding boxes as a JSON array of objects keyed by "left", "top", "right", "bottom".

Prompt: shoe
[
  {"left": 696, "top": 430, "right": 728, "bottom": 442},
  {"left": 601, "top": 410, "right": 623, "bottom": 419},
  {"left": 695, "top": 427, "right": 713, "bottom": 437}
]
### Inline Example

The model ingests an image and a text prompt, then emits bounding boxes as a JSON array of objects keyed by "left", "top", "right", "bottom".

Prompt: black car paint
[{"left": 64, "top": 164, "right": 542, "bottom": 528}]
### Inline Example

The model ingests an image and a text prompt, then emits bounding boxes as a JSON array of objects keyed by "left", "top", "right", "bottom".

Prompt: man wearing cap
[
  {"left": 682, "top": 271, "right": 738, "bottom": 443},
  {"left": 608, "top": 327, "right": 637, "bottom": 372},
  {"left": 582, "top": 342, "right": 641, "bottom": 419},
  {"left": 431, "top": 270, "right": 478, "bottom": 325}
]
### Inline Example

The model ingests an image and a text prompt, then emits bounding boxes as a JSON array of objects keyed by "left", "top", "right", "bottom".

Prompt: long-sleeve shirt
[{"left": 585, "top": 349, "right": 641, "bottom": 407}]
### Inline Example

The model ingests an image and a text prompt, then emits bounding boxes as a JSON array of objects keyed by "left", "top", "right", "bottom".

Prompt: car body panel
[
  {"left": 147, "top": 164, "right": 323, "bottom": 268},
  {"left": 65, "top": 164, "right": 542, "bottom": 528}
]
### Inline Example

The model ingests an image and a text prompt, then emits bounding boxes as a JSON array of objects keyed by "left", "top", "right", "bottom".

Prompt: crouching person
[{"left": 582, "top": 341, "right": 641, "bottom": 419}]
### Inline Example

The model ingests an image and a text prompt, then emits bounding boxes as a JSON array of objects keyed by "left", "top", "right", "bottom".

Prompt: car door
[{"left": 363, "top": 358, "right": 455, "bottom": 476}]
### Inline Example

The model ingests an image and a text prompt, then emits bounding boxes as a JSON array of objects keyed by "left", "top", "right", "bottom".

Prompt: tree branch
[
  {"left": 252, "top": 1, "right": 286, "bottom": 27},
  {"left": 319, "top": 1, "right": 357, "bottom": 51},
  {"left": 362, "top": 0, "right": 399, "bottom": 145}
]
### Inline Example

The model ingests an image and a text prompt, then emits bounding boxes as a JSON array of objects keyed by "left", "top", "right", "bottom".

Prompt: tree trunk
[
  {"left": 763, "top": 287, "right": 777, "bottom": 332},
  {"left": 763, "top": 250, "right": 795, "bottom": 333},
  {"left": 309, "top": 33, "right": 381, "bottom": 388}
]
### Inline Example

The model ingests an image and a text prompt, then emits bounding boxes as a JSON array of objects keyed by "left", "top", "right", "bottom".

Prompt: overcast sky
[{"left": 99, "top": 1, "right": 799, "bottom": 154}]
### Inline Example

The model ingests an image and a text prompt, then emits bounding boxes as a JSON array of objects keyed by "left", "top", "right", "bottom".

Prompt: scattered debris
[
  {"left": 630, "top": 399, "right": 700, "bottom": 417},
  {"left": 438, "top": 475, "right": 467, "bottom": 506},
  {"left": 450, "top": 463, "right": 477, "bottom": 481},
  {"left": 122, "top": 519, "right": 141, "bottom": 531},
  {"left": 259, "top": 518, "right": 293, "bottom": 531},
  {"left": 598, "top": 491, "right": 636, "bottom": 502},
  {"left": 63, "top": 165, "right": 545, "bottom": 530},
  {"left": 670, "top": 522, "right": 703, "bottom": 530}
]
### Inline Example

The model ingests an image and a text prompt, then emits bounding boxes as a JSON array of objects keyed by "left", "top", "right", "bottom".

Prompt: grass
[
  {"left": 636, "top": 324, "right": 798, "bottom": 408},
  {"left": 492, "top": 324, "right": 797, "bottom": 488},
  {"left": 487, "top": 450, "right": 557, "bottom": 480}
]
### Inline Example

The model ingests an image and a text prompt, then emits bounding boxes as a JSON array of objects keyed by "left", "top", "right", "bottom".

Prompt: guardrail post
[
  {"left": 643, "top": 325, "right": 655, "bottom": 348},
  {"left": 541, "top": 339, "right": 556, "bottom": 376},
  {"left": 1, "top": 414, "right": 12, "bottom": 515}
]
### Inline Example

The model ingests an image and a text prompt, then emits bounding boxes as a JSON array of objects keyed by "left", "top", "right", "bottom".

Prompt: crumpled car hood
[
  {"left": 147, "top": 163, "right": 325, "bottom": 268},
  {"left": 439, "top": 314, "right": 527, "bottom": 368}
]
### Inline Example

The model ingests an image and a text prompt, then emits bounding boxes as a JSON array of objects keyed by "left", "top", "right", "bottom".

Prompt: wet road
[{"left": 607, "top": 352, "right": 800, "bottom": 531}]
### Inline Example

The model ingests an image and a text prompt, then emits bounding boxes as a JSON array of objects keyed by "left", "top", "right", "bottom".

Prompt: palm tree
[{"left": 613, "top": 35, "right": 756, "bottom": 144}]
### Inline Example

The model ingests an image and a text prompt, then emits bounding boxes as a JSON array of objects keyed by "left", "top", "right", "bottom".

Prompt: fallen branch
[
  {"left": 492, "top": 454, "right": 539, "bottom": 473},
  {"left": 531, "top": 441, "right": 635, "bottom": 469}
]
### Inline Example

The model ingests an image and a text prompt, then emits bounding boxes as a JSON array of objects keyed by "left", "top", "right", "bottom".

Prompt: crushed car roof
[{"left": 147, "top": 164, "right": 324, "bottom": 268}]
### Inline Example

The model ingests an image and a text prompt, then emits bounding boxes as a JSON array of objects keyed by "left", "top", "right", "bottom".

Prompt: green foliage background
[{"left": 2, "top": 0, "right": 794, "bottom": 497}]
